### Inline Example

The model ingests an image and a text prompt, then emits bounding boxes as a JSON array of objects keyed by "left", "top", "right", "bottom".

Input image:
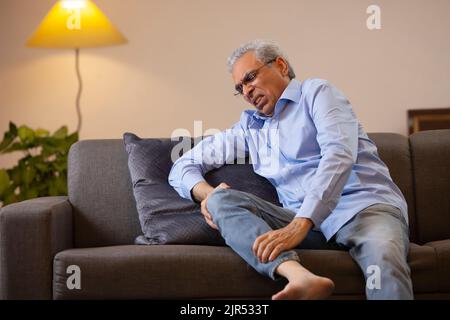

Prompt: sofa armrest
[{"left": 0, "top": 196, "right": 73, "bottom": 299}]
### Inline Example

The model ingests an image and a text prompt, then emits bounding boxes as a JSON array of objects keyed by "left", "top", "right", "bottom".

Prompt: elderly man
[{"left": 168, "top": 40, "right": 413, "bottom": 300}]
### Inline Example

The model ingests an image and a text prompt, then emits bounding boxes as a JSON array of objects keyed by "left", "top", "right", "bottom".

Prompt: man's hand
[
  {"left": 200, "top": 182, "right": 230, "bottom": 230},
  {"left": 253, "top": 217, "right": 313, "bottom": 263}
]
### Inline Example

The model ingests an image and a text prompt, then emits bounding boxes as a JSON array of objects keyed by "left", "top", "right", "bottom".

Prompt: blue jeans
[{"left": 206, "top": 188, "right": 413, "bottom": 300}]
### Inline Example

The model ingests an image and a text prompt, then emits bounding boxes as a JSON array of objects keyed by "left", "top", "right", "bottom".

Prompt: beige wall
[{"left": 1, "top": 0, "right": 450, "bottom": 169}]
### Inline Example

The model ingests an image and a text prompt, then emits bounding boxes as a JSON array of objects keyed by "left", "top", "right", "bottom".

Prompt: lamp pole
[{"left": 75, "top": 48, "right": 82, "bottom": 133}]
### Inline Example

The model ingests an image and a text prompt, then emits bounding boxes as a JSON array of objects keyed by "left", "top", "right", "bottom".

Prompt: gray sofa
[{"left": 1, "top": 129, "right": 449, "bottom": 299}]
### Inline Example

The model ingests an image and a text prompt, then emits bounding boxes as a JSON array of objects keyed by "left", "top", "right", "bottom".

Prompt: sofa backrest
[
  {"left": 68, "top": 140, "right": 141, "bottom": 247},
  {"left": 68, "top": 132, "right": 436, "bottom": 247},
  {"left": 410, "top": 129, "right": 450, "bottom": 244},
  {"left": 367, "top": 133, "right": 417, "bottom": 242}
]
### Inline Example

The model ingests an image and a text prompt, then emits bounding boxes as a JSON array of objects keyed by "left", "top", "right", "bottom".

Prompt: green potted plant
[{"left": 0, "top": 122, "right": 78, "bottom": 207}]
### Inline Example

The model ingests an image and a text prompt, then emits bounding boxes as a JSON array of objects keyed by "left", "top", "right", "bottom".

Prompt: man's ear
[{"left": 275, "top": 57, "right": 289, "bottom": 77}]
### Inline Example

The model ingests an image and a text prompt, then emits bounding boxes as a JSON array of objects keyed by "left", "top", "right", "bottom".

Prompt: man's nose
[{"left": 243, "top": 83, "right": 254, "bottom": 100}]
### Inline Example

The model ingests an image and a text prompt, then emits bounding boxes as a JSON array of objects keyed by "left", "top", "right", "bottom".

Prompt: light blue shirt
[{"left": 168, "top": 78, "right": 408, "bottom": 241}]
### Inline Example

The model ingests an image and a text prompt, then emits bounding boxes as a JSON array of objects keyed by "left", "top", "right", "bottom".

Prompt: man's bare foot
[
  {"left": 272, "top": 273, "right": 335, "bottom": 300},
  {"left": 273, "top": 260, "right": 335, "bottom": 300}
]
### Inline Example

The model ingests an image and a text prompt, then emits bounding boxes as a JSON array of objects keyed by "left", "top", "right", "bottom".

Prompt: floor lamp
[{"left": 25, "top": 0, "right": 127, "bottom": 133}]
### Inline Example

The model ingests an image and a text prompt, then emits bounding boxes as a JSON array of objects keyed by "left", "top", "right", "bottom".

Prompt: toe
[{"left": 272, "top": 288, "right": 289, "bottom": 300}]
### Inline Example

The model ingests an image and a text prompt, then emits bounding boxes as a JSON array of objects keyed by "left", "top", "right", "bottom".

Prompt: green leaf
[
  {"left": 36, "top": 182, "right": 48, "bottom": 195},
  {"left": 35, "top": 162, "right": 49, "bottom": 173},
  {"left": 55, "top": 175, "right": 67, "bottom": 194},
  {"left": 2, "top": 141, "right": 27, "bottom": 153},
  {"left": 53, "top": 126, "right": 68, "bottom": 139},
  {"left": 10, "top": 167, "right": 22, "bottom": 185},
  {"left": 18, "top": 126, "right": 35, "bottom": 144},
  {"left": 53, "top": 159, "right": 67, "bottom": 172},
  {"left": 66, "top": 132, "right": 79, "bottom": 145},
  {"left": 35, "top": 128, "right": 50, "bottom": 137},
  {"left": 0, "top": 133, "right": 14, "bottom": 153},
  {"left": 41, "top": 144, "right": 57, "bottom": 157},
  {"left": 18, "top": 155, "right": 31, "bottom": 167},
  {"left": 0, "top": 169, "right": 11, "bottom": 195},
  {"left": 9, "top": 122, "right": 18, "bottom": 135},
  {"left": 48, "top": 180, "right": 58, "bottom": 196},
  {"left": 3, "top": 192, "right": 18, "bottom": 206},
  {"left": 25, "top": 187, "right": 38, "bottom": 199},
  {"left": 0, "top": 122, "right": 19, "bottom": 153},
  {"left": 53, "top": 141, "right": 68, "bottom": 155},
  {"left": 23, "top": 166, "right": 36, "bottom": 186}
]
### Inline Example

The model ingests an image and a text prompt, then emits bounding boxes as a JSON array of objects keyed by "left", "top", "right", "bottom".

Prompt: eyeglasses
[{"left": 234, "top": 58, "right": 276, "bottom": 96}]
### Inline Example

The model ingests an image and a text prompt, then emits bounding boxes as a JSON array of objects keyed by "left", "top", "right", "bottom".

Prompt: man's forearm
[{"left": 191, "top": 181, "right": 215, "bottom": 202}]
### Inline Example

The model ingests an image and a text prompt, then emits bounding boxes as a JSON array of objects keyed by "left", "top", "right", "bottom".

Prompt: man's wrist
[
  {"left": 190, "top": 189, "right": 201, "bottom": 204},
  {"left": 292, "top": 217, "right": 314, "bottom": 230},
  {"left": 191, "top": 181, "right": 214, "bottom": 203}
]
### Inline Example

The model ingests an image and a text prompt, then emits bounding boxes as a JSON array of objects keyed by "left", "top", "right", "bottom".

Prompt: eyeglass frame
[{"left": 233, "top": 58, "right": 277, "bottom": 96}]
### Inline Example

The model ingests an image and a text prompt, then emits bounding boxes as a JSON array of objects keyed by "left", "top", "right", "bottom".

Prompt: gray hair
[{"left": 227, "top": 39, "right": 296, "bottom": 79}]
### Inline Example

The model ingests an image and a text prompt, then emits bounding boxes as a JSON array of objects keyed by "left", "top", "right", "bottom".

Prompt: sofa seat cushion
[
  {"left": 424, "top": 240, "right": 450, "bottom": 292},
  {"left": 295, "top": 243, "right": 438, "bottom": 296},
  {"left": 53, "top": 243, "right": 440, "bottom": 299},
  {"left": 53, "top": 245, "right": 284, "bottom": 299},
  {"left": 406, "top": 243, "right": 439, "bottom": 293}
]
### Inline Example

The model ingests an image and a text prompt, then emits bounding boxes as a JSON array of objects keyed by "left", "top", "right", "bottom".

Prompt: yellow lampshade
[{"left": 26, "top": 0, "right": 127, "bottom": 48}]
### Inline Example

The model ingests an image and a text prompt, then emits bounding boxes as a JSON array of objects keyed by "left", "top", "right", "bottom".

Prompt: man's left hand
[{"left": 252, "top": 217, "right": 314, "bottom": 263}]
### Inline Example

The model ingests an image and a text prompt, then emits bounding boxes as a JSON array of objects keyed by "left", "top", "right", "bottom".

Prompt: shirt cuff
[
  {"left": 182, "top": 171, "right": 206, "bottom": 202},
  {"left": 295, "top": 195, "right": 332, "bottom": 229}
]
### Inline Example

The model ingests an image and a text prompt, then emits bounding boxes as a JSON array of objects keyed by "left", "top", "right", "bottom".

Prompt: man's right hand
[{"left": 197, "top": 182, "right": 230, "bottom": 230}]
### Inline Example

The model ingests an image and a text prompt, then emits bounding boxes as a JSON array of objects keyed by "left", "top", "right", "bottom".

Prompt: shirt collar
[
  {"left": 279, "top": 78, "right": 302, "bottom": 103},
  {"left": 249, "top": 79, "right": 302, "bottom": 126}
]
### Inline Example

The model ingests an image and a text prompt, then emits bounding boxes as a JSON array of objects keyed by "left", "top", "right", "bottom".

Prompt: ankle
[{"left": 275, "top": 260, "right": 310, "bottom": 281}]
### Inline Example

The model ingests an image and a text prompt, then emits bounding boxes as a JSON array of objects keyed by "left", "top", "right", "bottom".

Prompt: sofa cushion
[
  {"left": 368, "top": 133, "right": 417, "bottom": 242},
  {"left": 410, "top": 129, "right": 450, "bottom": 243},
  {"left": 53, "top": 245, "right": 285, "bottom": 299},
  {"left": 407, "top": 243, "right": 439, "bottom": 293},
  {"left": 424, "top": 240, "right": 450, "bottom": 292},
  {"left": 52, "top": 243, "right": 440, "bottom": 299},
  {"left": 123, "top": 133, "right": 224, "bottom": 245},
  {"left": 68, "top": 139, "right": 142, "bottom": 247}
]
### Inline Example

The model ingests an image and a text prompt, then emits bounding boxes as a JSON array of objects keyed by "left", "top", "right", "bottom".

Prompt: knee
[
  {"left": 206, "top": 188, "right": 251, "bottom": 218},
  {"left": 360, "top": 239, "right": 408, "bottom": 269},
  {"left": 205, "top": 188, "right": 234, "bottom": 216}
]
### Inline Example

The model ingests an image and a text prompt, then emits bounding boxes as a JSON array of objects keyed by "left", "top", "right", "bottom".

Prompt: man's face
[{"left": 231, "top": 51, "right": 290, "bottom": 117}]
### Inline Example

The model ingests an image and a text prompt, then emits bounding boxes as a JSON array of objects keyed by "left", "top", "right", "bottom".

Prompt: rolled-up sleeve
[
  {"left": 295, "top": 81, "right": 358, "bottom": 229},
  {"left": 168, "top": 120, "right": 248, "bottom": 201}
]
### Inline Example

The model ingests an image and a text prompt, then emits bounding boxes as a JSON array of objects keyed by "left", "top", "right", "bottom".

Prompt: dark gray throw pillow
[{"left": 123, "top": 132, "right": 281, "bottom": 246}]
